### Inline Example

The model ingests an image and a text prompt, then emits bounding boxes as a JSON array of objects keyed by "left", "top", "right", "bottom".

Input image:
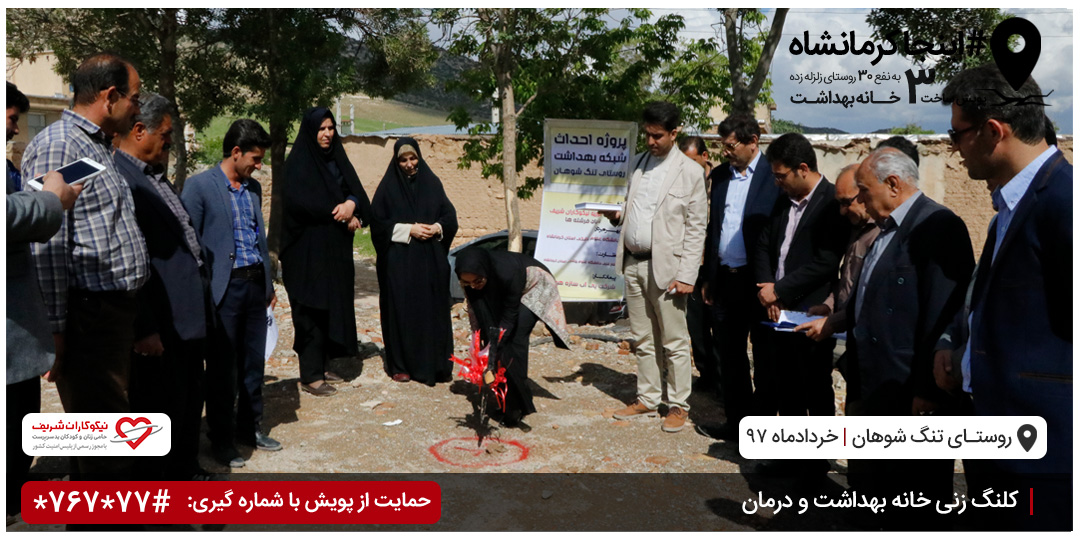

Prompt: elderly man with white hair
[{"left": 844, "top": 147, "right": 975, "bottom": 515}]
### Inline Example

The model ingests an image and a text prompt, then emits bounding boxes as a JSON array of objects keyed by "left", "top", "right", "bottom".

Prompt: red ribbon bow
[{"left": 450, "top": 330, "right": 509, "bottom": 411}]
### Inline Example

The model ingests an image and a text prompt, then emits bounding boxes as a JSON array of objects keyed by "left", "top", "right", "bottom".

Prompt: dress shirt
[
  {"left": 115, "top": 149, "right": 203, "bottom": 267},
  {"left": 960, "top": 146, "right": 1056, "bottom": 392},
  {"left": 224, "top": 172, "right": 262, "bottom": 269},
  {"left": 717, "top": 151, "right": 761, "bottom": 268},
  {"left": 854, "top": 191, "right": 922, "bottom": 321},
  {"left": 624, "top": 150, "right": 674, "bottom": 253},
  {"left": 21, "top": 109, "right": 149, "bottom": 333},
  {"left": 775, "top": 176, "right": 823, "bottom": 281}
]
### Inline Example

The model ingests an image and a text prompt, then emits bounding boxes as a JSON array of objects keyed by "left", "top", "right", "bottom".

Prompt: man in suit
[
  {"left": 794, "top": 163, "right": 880, "bottom": 344},
  {"left": 182, "top": 119, "right": 281, "bottom": 467},
  {"left": 7, "top": 83, "right": 82, "bottom": 520},
  {"left": 753, "top": 134, "right": 848, "bottom": 434},
  {"left": 935, "top": 64, "right": 1071, "bottom": 530},
  {"left": 21, "top": 53, "right": 150, "bottom": 481},
  {"left": 599, "top": 101, "right": 707, "bottom": 433},
  {"left": 115, "top": 93, "right": 212, "bottom": 480},
  {"left": 847, "top": 147, "right": 974, "bottom": 505},
  {"left": 678, "top": 136, "right": 720, "bottom": 396},
  {"left": 695, "top": 115, "right": 782, "bottom": 441}
]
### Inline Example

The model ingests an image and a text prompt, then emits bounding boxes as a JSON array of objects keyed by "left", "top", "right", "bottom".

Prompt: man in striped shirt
[{"left": 20, "top": 53, "right": 149, "bottom": 480}]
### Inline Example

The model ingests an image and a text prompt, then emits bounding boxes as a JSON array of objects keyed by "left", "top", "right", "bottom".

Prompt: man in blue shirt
[
  {"left": 696, "top": 115, "right": 782, "bottom": 441},
  {"left": 936, "top": 63, "right": 1071, "bottom": 531},
  {"left": 183, "top": 120, "right": 280, "bottom": 468}
]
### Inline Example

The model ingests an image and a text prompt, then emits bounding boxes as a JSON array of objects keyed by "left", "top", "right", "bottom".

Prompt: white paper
[
  {"left": 264, "top": 307, "right": 279, "bottom": 362},
  {"left": 777, "top": 310, "right": 819, "bottom": 327},
  {"left": 763, "top": 310, "right": 845, "bottom": 340},
  {"left": 573, "top": 202, "right": 622, "bottom": 212}
]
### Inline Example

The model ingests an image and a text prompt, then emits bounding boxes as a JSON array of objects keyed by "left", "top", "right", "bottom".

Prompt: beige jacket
[{"left": 613, "top": 150, "right": 708, "bottom": 290}]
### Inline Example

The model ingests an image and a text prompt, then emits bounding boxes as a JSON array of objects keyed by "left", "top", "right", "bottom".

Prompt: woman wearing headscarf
[
  {"left": 281, "top": 107, "right": 372, "bottom": 396},
  {"left": 371, "top": 137, "right": 459, "bottom": 385},
  {"left": 454, "top": 248, "right": 571, "bottom": 431}
]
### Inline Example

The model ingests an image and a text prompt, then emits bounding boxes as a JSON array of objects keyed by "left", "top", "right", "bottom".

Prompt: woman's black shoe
[{"left": 499, "top": 409, "right": 532, "bottom": 432}]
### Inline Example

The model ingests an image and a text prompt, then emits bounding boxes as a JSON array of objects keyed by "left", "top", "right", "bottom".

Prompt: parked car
[{"left": 448, "top": 229, "right": 626, "bottom": 326}]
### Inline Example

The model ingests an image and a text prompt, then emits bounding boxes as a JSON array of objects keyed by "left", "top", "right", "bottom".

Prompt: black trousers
[
  {"left": 687, "top": 275, "right": 721, "bottom": 387},
  {"left": 129, "top": 331, "right": 205, "bottom": 480},
  {"left": 292, "top": 303, "right": 345, "bottom": 385},
  {"left": 498, "top": 309, "right": 539, "bottom": 417},
  {"left": 708, "top": 269, "right": 768, "bottom": 425},
  {"left": 6, "top": 377, "right": 40, "bottom": 515},
  {"left": 758, "top": 332, "right": 835, "bottom": 417},
  {"left": 56, "top": 289, "right": 138, "bottom": 480},
  {"left": 206, "top": 276, "right": 267, "bottom": 446}
]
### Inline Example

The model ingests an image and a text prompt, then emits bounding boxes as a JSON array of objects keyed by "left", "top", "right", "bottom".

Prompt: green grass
[{"left": 353, "top": 228, "right": 377, "bottom": 258}]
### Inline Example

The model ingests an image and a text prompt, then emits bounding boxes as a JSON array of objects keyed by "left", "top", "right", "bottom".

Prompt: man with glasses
[
  {"left": 20, "top": 53, "right": 150, "bottom": 480},
  {"left": 936, "top": 63, "right": 1071, "bottom": 530},
  {"left": 695, "top": 115, "right": 782, "bottom": 441},
  {"left": 793, "top": 163, "right": 879, "bottom": 343}
]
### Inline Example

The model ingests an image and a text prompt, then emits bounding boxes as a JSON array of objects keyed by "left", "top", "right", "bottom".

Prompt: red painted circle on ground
[{"left": 429, "top": 437, "right": 530, "bottom": 468}]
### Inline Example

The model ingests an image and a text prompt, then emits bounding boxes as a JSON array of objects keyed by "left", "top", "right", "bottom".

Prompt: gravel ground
[{"left": 14, "top": 255, "right": 969, "bottom": 531}]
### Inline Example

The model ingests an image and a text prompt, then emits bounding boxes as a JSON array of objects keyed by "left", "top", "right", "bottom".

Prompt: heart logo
[{"left": 116, "top": 417, "right": 153, "bottom": 449}]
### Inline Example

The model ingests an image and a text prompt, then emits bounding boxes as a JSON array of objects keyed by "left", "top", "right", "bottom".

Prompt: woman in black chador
[
  {"left": 371, "top": 137, "right": 458, "bottom": 385},
  {"left": 281, "top": 107, "right": 372, "bottom": 396},
  {"left": 454, "top": 247, "right": 571, "bottom": 432}
]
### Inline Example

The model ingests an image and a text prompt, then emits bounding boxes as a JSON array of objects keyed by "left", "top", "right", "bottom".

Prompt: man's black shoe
[
  {"left": 695, "top": 422, "right": 740, "bottom": 441},
  {"left": 212, "top": 445, "right": 244, "bottom": 468},
  {"left": 251, "top": 431, "right": 282, "bottom": 452}
]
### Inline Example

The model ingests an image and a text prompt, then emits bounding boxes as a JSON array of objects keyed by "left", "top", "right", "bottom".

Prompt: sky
[{"left": 650, "top": 7, "right": 1074, "bottom": 134}]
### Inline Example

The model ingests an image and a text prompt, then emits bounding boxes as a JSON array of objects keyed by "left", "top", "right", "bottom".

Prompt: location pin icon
[
  {"left": 1017, "top": 424, "right": 1037, "bottom": 452},
  {"left": 991, "top": 17, "right": 1041, "bottom": 91}
]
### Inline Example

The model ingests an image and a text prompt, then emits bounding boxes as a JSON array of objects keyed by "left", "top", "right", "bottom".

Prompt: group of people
[
  {"left": 5, "top": 51, "right": 1071, "bottom": 529},
  {"left": 5, "top": 51, "right": 571, "bottom": 503},
  {"left": 603, "top": 65, "right": 1069, "bottom": 530}
]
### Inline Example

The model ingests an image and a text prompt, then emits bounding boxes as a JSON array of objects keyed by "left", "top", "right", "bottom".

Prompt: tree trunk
[
  {"left": 157, "top": 9, "right": 189, "bottom": 189},
  {"left": 265, "top": 9, "right": 285, "bottom": 277},
  {"left": 267, "top": 120, "right": 287, "bottom": 278},
  {"left": 496, "top": 11, "right": 522, "bottom": 253},
  {"left": 725, "top": 8, "right": 789, "bottom": 117}
]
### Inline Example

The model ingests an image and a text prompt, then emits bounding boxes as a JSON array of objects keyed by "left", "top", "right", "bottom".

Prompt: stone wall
[{"left": 343, "top": 133, "right": 1072, "bottom": 256}]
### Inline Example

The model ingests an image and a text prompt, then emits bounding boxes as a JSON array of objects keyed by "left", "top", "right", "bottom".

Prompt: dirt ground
[{"left": 16, "top": 254, "right": 971, "bottom": 531}]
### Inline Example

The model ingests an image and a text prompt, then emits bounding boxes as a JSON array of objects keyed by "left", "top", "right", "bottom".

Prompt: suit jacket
[
  {"left": 754, "top": 178, "right": 849, "bottom": 311},
  {"left": 116, "top": 154, "right": 211, "bottom": 342},
  {"left": 6, "top": 166, "right": 64, "bottom": 383},
  {"left": 968, "top": 150, "right": 1072, "bottom": 475},
  {"left": 181, "top": 164, "right": 272, "bottom": 307},
  {"left": 703, "top": 156, "right": 782, "bottom": 280},
  {"left": 612, "top": 150, "right": 707, "bottom": 290},
  {"left": 846, "top": 194, "right": 974, "bottom": 410}
]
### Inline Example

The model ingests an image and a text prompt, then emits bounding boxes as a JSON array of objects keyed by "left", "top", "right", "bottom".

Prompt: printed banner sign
[{"left": 536, "top": 119, "right": 637, "bottom": 301}]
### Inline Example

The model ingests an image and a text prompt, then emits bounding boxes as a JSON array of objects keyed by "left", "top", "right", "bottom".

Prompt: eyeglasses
[
  {"left": 459, "top": 276, "right": 487, "bottom": 289},
  {"left": 120, "top": 90, "right": 140, "bottom": 108},
  {"left": 837, "top": 196, "right": 857, "bottom": 208},
  {"left": 721, "top": 140, "right": 742, "bottom": 152},
  {"left": 947, "top": 121, "right": 984, "bottom": 145}
]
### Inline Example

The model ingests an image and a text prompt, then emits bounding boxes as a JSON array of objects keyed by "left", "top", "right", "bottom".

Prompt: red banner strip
[{"left": 21, "top": 481, "right": 440, "bottom": 524}]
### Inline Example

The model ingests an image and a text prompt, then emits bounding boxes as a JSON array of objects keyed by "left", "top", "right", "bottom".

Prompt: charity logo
[{"left": 112, "top": 417, "right": 163, "bottom": 450}]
